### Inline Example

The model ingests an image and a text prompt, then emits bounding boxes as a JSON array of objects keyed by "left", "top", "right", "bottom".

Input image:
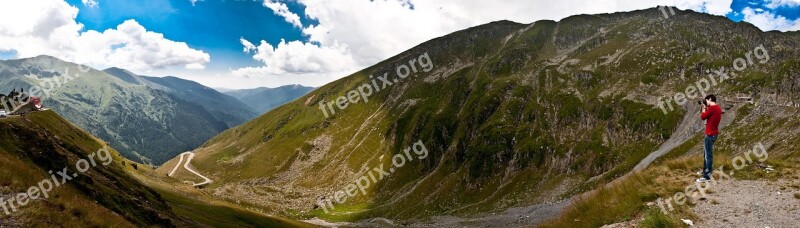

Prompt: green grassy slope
[
  {"left": 0, "top": 110, "right": 311, "bottom": 227},
  {"left": 0, "top": 110, "right": 176, "bottom": 226},
  {"left": 130, "top": 163, "right": 315, "bottom": 228}
]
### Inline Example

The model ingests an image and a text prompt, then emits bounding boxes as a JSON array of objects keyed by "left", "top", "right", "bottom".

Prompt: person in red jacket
[{"left": 698, "top": 94, "right": 721, "bottom": 183}]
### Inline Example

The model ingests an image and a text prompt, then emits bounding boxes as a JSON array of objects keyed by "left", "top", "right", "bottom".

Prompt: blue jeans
[{"left": 703, "top": 135, "right": 718, "bottom": 180}]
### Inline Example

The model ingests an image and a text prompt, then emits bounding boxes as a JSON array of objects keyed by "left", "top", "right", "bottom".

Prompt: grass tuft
[{"left": 640, "top": 208, "right": 680, "bottom": 228}]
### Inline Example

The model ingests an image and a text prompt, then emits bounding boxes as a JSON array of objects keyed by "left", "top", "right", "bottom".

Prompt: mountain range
[
  {"left": 0, "top": 57, "right": 261, "bottom": 165},
  {"left": 103, "top": 67, "right": 260, "bottom": 127},
  {"left": 223, "top": 85, "right": 315, "bottom": 114},
  {"left": 3, "top": 5, "right": 800, "bottom": 227}
]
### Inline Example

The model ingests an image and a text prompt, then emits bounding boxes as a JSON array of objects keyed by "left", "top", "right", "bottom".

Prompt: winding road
[{"left": 168, "top": 151, "right": 212, "bottom": 187}]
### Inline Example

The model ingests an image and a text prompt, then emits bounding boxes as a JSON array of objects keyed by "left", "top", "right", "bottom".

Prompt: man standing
[{"left": 698, "top": 94, "right": 721, "bottom": 183}]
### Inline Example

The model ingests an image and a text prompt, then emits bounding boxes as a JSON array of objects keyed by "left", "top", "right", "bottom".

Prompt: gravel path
[
  {"left": 692, "top": 179, "right": 800, "bottom": 227},
  {"left": 407, "top": 200, "right": 571, "bottom": 227}
]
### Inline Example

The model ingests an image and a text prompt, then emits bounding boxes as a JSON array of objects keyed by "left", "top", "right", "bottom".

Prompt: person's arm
[{"left": 700, "top": 105, "right": 711, "bottom": 120}]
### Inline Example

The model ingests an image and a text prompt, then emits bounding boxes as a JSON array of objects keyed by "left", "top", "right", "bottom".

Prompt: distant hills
[
  {"left": 0, "top": 56, "right": 257, "bottom": 165},
  {"left": 103, "top": 68, "right": 259, "bottom": 128},
  {"left": 222, "top": 85, "right": 315, "bottom": 114}
]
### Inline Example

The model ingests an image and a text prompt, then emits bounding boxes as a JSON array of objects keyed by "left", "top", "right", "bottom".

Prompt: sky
[{"left": 0, "top": 0, "right": 798, "bottom": 89}]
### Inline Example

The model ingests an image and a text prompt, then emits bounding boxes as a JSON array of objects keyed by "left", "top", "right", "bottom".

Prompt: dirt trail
[{"left": 168, "top": 151, "right": 212, "bottom": 187}]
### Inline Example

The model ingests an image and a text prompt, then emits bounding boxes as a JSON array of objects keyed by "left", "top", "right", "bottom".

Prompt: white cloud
[
  {"left": 186, "top": 63, "right": 206, "bottom": 70},
  {"left": 236, "top": 38, "right": 355, "bottom": 75},
  {"left": 263, "top": 0, "right": 303, "bottom": 28},
  {"left": 81, "top": 0, "right": 98, "bottom": 8},
  {"left": 765, "top": 0, "right": 800, "bottom": 9},
  {"left": 235, "top": 0, "right": 734, "bottom": 82},
  {"left": 672, "top": 0, "right": 733, "bottom": 15},
  {"left": 0, "top": 0, "right": 210, "bottom": 71},
  {"left": 741, "top": 7, "right": 800, "bottom": 31},
  {"left": 240, "top": 37, "right": 256, "bottom": 53}
]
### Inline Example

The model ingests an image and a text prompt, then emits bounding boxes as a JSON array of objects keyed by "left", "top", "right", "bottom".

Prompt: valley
[{"left": 3, "top": 3, "right": 800, "bottom": 227}]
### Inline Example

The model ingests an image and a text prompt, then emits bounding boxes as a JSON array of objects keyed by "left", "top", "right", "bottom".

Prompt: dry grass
[
  {"left": 539, "top": 156, "right": 738, "bottom": 227},
  {"left": 539, "top": 158, "right": 696, "bottom": 227}
]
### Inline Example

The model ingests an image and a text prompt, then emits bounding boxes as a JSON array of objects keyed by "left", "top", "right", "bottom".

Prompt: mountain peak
[
  {"left": 103, "top": 67, "right": 136, "bottom": 76},
  {"left": 102, "top": 67, "right": 145, "bottom": 85},
  {"left": 30, "top": 54, "right": 61, "bottom": 61}
]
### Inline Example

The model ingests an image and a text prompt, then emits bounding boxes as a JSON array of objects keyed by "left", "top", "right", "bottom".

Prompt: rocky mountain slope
[
  {"left": 0, "top": 57, "right": 254, "bottom": 165},
  {"left": 159, "top": 6, "right": 800, "bottom": 225}
]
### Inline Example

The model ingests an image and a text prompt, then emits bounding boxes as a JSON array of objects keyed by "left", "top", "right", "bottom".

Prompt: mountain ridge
[
  {"left": 223, "top": 85, "right": 315, "bottom": 114},
  {"left": 102, "top": 67, "right": 259, "bottom": 128}
]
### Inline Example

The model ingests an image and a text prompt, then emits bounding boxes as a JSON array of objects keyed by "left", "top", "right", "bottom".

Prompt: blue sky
[
  {"left": 1, "top": 0, "right": 799, "bottom": 89},
  {"left": 65, "top": 0, "right": 314, "bottom": 72},
  {"left": 728, "top": 0, "right": 800, "bottom": 21}
]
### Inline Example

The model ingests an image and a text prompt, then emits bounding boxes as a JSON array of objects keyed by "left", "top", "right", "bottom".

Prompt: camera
[{"left": 697, "top": 100, "right": 707, "bottom": 106}]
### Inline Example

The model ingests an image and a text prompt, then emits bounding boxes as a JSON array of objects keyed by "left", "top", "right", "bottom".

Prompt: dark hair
[{"left": 705, "top": 94, "right": 716, "bottom": 102}]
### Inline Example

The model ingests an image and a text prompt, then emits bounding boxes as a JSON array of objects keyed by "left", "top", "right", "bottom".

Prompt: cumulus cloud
[
  {"left": 236, "top": 0, "right": 734, "bottom": 80},
  {"left": 235, "top": 38, "right": 355, "bottom": 75},
  {"left": 0, "top": 0, "right": 210, "bottom": 71},
  {"left": 741, "top": 7, "right": 800, "bottom": 31}
]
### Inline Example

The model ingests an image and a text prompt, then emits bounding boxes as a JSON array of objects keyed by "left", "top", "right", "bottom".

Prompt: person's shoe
[{"left": 695, "top": 177, "right": 710, "bottom": 183}]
